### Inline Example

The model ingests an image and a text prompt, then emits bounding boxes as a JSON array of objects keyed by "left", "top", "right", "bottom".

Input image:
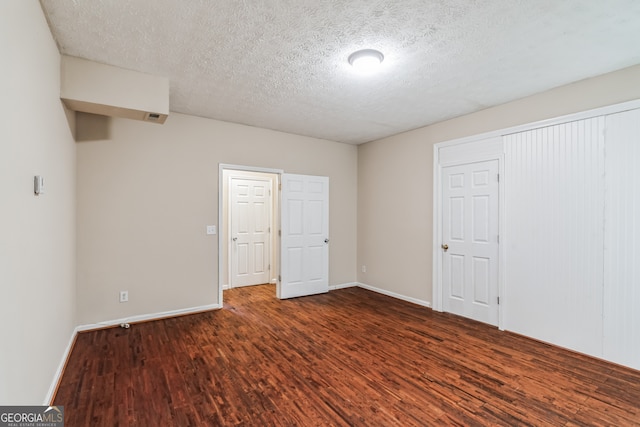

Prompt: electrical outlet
[
  {"left": 119, "top": 291, "right": 128, "bottom": 303},
  {"left": 362, "top": 265, "right": 367, "bottom": 273}
]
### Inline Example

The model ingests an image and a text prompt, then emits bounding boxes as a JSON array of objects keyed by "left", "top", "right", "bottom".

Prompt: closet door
[
  {"left": 603, "top": 109, "right": 640, "bottom": 370},
  {"left": 441, "top": 159, "right": 500, "bottom": 326},
  {"left": 504, "top": 117, "right": 605, "bottom": 358}
]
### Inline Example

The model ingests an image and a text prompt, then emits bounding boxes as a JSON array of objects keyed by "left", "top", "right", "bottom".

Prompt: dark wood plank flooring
[{"left": 54, "top": 285, "right": 640, "bottom": 426}]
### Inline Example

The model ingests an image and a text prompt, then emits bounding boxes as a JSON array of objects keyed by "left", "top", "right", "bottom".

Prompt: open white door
[{"left": 279, "top": 174, "right": 329, "bottom": 299}]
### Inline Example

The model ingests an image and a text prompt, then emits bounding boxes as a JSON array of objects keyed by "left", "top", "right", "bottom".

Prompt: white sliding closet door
[
  {"left": 603, "top": 109, "right": 640, "bottom": 370},
  {"left": 504, "top": 117, "right": 605, "bottom": 358}
]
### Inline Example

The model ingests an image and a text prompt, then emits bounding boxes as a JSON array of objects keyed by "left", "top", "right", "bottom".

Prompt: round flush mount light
[{"left": 348, "top": 49, "right": 384, "bottom": 74}]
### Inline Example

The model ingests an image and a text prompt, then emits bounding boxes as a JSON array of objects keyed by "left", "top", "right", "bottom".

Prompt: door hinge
[
  {"left": 497, "top": 235, "right": 500, "bottom": 243},
  {"left": 279, "top": 183, "right": 282, "bottom": 191},
  {"left": 497, "top": 173, "right": 500, "bottom": 182},
  {"left": 278, "top": 230, "right": 281, "bottom": 236},
  {"left": 278, "top": 275, "right": 281, "bottom": 282},
  {"left": 497, "top": 296, "right": 500, "bottom": 305},
  {"left": 268, "top": 264, "right": 271, "bottom": 270}
]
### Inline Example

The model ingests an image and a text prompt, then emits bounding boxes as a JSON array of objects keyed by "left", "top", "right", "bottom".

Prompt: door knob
[
  {"left": 232, "top": 237, "right": 238, "bottom": 242},
  {"left": 441, "top": 244, "right": 448, "bottom": 252},
  {"left": 324, "top": 238, "right": 330, "bottom": 244}
]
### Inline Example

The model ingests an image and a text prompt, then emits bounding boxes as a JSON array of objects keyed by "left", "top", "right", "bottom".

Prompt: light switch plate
[
  {"left": 206, "top": 225, "right": 217, "bottom": 235},
  {"left": 34, "top": 175, "right": 45, "bottom": 195}
]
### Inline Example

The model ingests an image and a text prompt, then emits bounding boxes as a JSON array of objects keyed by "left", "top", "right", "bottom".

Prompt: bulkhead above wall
[{"left": 60, "top": 55, "right": 169, "bottom": 125}]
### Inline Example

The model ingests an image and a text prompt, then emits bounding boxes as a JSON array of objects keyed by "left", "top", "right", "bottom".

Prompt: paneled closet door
[
  {"left": 504, "top": 117, "right": 605, "bottom": 359},
  {"left": 441, "top": 159, "right": 500, "bottom": 326},
  {"left": 603, "top": 109, "right": 640, "bottom": 371}
]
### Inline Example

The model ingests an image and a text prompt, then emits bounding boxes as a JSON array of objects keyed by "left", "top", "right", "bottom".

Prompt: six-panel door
[
  {"left": 442, "top": 160, "right": 499, "bottom": 326},
  {"left": 230, "top": 177, "right": 272, "bottom": 287},
  {"left": 279, "top": 174, "right": 329, "bottom": 299}
]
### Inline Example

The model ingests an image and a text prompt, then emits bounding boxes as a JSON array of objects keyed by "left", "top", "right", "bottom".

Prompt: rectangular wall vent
[{"left": 144, "top": 112, "right": 165, "bottom": 123}]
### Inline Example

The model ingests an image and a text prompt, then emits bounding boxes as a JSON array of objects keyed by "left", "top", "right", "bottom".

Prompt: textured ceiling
[{"left": 40, "top": 0, "right": 640, "bottom": 144}]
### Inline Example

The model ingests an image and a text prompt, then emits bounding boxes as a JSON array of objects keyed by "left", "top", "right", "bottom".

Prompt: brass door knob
[{"left": 441, "top": 244, "right": 449, "bottom": 252}]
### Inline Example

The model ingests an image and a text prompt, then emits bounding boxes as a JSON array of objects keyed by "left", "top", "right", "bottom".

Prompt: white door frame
[
  {"left": 218, "top": 164, "right": 283, "bottom": 306},
  {"left": 432, "top": 150, "right": 505, "bottom": 330}
]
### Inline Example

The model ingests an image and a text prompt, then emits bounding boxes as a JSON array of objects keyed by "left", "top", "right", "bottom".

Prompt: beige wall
[
  {"left": 358, "top": 64, "right": 640, "bottom": 304},
  {"left": 61, "top": 55, "right": 169, "bottom": 123},
  {"left": 76, "top": 113, "right": 358, "bottom": 325},
  {"left": 0, "top": 2, "right": 76, "bottom": 404}
]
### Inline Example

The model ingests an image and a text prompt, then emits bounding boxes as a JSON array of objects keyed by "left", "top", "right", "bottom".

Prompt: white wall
[
  {"left": 358, "top": 64, "right": 640, "bottom": 304},
  {"left": 0, "top": 2, "right": 76, "bottom": 404},
  {"left": 76, "top": 113, "right": 358, "bottom": 326}
]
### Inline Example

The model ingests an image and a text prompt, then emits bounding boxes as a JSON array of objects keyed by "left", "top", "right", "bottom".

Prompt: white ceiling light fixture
[{"left": 348, "top": 49, "right": 384, "bottom": 74}]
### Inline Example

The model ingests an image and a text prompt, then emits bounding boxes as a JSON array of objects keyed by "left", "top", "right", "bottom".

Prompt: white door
[
  {"left": 441, "top": 159, "right": 499, "bottom": 326},
  {"left": 230, "top": 178, "right": 271, "bottom": 287},
  {"left": 279, "top": 174, "right": 329, "bottom": 299}
]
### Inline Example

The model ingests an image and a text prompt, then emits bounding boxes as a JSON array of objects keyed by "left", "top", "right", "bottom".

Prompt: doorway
[
  {"left": 222, "top": 168, "right": 279, "bottom": 291},
  {"left": 218, "top": 165, "right": 331, "bottom": 306}
]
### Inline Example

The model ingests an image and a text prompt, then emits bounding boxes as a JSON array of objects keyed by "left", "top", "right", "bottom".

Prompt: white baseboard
[
  {"left": 76, "top": 303, "right": 222, "bottom": 332},
  {"left": 44, "top": 327, "right": 78, "bottom": 405},
  {"left": 356, "top": 282, "right": 432, "bottom": 308},
  {"left": 329, "top": 282, "right": 358, "bottom": 290},
  {"left": 222, "top": 284, "right": 230, "bottom": 290}
]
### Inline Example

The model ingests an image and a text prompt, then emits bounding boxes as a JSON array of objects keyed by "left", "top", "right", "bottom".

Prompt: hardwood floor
[{"left": 54, "top": 285, "right": 640, "bottom": 426}]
